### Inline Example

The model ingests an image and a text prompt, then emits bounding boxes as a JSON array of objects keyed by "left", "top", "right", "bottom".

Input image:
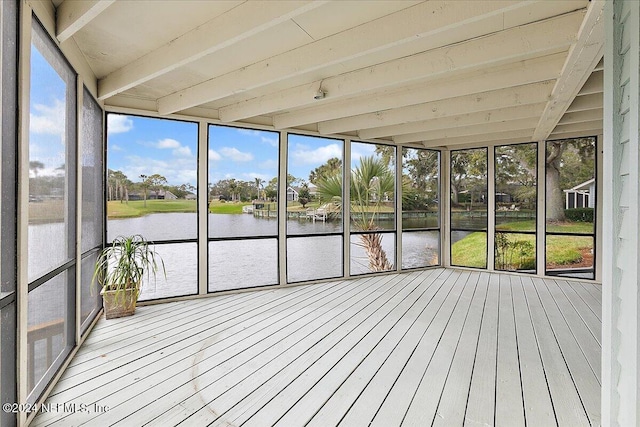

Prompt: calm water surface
[{"left": 105, "top": 212, "right": 439, "bottom": 299}]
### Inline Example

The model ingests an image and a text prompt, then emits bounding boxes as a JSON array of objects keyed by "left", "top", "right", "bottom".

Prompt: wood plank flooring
[{"left": 32, "top": 269, "right": 601, "bottom": 427}]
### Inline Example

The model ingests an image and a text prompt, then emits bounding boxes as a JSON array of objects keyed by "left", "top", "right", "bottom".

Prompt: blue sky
[
  {"left": 107, "top": 115, "right": 380, "bottom": 188},
  {"left": 29, "top": 45, "right": 68, "bottom": 178}
]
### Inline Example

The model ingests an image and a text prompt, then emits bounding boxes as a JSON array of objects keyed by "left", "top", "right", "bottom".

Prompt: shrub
[{"left": 564, "top": 208, "right": 594, "bottom": 222}]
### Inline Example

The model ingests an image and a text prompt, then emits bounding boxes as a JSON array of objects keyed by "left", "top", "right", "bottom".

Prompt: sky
[{"left": 107, "top": 115, "right": 379, "bottom": 188}]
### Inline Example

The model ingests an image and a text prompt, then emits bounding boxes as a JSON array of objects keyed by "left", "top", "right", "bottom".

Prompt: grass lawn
[
  {"left": 107, "top": 200, "right": 197, "bottom": 218},
  {"left": 452, "top": 219, "right": 594, "bottom": 269}
]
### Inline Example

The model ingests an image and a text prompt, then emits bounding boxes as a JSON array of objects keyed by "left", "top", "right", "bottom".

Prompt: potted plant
[{"left": 92, "top": 234, "right": 165, "bottom": 319}]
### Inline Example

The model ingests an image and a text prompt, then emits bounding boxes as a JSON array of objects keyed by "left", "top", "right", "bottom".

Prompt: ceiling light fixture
[{"left": 314, "top": 80, "right": 326, "bottom": 100}]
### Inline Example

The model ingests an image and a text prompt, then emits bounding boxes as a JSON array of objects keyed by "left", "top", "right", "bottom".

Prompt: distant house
[
  {"left": 564, "top": 178, "right": 595, "bottom": 209},
  {"left": 150, "top": 190, "right": 177, "bottom": 200},
  {"left": 286, "top": 186, "right": 298, "bottom": 201},
  {"left": 184, "top": 193, "right": 197, "bottom": 200}
]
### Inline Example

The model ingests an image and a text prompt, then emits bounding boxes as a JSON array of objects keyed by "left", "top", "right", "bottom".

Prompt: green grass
[
  {"left": 452, "top": 219, "right": 593, "bottom": 269},
  {"left": 208, "top": 201, "right": 251, "bottom": 214},
  {"left": 107, "top": 200, "right": 197, "bottom": 218},
  {"left": 451, "top": 232, "right": 487, "bottom": 268},
  {"left": 497, "top": 220, "right": 593, "bottom": 233}
]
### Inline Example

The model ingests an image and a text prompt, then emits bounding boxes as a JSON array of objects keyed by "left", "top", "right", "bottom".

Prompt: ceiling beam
[
  {"left": 548, "top": 129, "right": 602, "bottom": 140},
  {"left": 223, "top": 12, "right": 581, "bottom": 124},
  {"left": 314, "top": 53, "right": 564, "bottom": 135},
  {"left": 551, "top": 119, "right": 602, "bottom": 134},
  {"left": 532, "top": 0, "right": 605, "bottom": 141},
  {"left": 318, "top": 80, "right": 554, "bottom": 137},
  {"left": 394, "top": 117, "right": 540, "bottom": 144},
  {"left": 422, "top": 129, "right": 535, "bottom": 148},
  {"left": 56, "top": 0, "right": 115, "bottom": 43},
  {"left": 157, "top": 1, "right": 537, "bottom": 115},
  {"left": 98, "top": 1, "right": 325, "bottom": 100},
  {"left": 359, "top": 103, "right": 546, "bottom": 140},
  {"left": 558, "top": 108, "right": 603, "bottom": 125},
  {"left": 565, "top": 93, "right": 602, "bottom": 113}
]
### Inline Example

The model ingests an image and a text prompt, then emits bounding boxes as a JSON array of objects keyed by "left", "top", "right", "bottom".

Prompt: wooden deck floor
[{"left": 32, "top": 268, "right": 602, "bottom": 427}]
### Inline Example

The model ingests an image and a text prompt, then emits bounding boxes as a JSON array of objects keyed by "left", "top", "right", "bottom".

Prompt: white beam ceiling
[
  {"left": 315, "top": 53, "right": 565, "bottom": 135},
  {"left": 157, "top": 1, "right": 542, "bottom": 115},
  {"left": 60, "top": 0, "right": 603, "bottom": 146},
  {"left": 97, "top": 1, "right": 325, "bottom": 100},
  {"left": 56, "top": 0, "right": 115, "bottom": 43},
  {"left": 224, "top": 11, "right": 581, "bottom": 126},
  {"left": 318, "top": 80, "right": 555, "bottom": 137},
  {"left": 532, "top": 0, "right": 605, "bottom": 140}
]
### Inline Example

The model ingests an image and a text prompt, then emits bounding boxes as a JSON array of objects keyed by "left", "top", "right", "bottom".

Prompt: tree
[
  {"left": 298, "top": 183, "right": 311, "bottom": 208},
  {"left": 545, "top": 137, "right": 595, "bottom": 222},
  {"left": 29, "top": 160, "right": 44, "bottom": 178},
  {"left": 108, "top": 170, "right": 129, "bottom": 202},
  {"left": 316, "top": 156, "right": 395, "bottom": 272},
  {"left": 309, "top": 157, "right": 342, "bottom": 184},
  {"left": 147, "top": 174, "right": 167, "bottom": 200},
  {"left": 139, "top": 174, "right": 149, "bottom": 207},
  {"left": 254, "top": 177, "right": 265, "bottom": 200}
]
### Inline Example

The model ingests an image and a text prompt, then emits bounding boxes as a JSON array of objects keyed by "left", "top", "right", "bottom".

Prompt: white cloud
[
  {"left": 261, "top": 136, "right": 278, "bottom": 147},
  {"left": 156, "top": 138, "right": 181, "bottom": 149},
  {"left": 220, "top": 147, "right": 254, "bottom": 162},
  {"left": 120, "top": 155, "right": 197, "bottom": 186},
  {"left": 290, "top": 143, "right": 342, "bottom": 165},
  {"left": 259, "top": 159, "right": 278, "bottom": 170},
  {"left": 241, "top": 172, "right": 272, "bottom": 182},
  {"left": 172, "top": 146, "right": 192, "bottom": 157},
  {"left": 110, "top": 144, "right": 124, "bottom": 151},
  {"left": 107, "top": 115, "right": 134, "bottom": 134},
  {"left": 30, "top": 100, "right": 65, "bottom": 137},
  {"left": 209, "top": 149, "right": 221, "bottom": 161}
]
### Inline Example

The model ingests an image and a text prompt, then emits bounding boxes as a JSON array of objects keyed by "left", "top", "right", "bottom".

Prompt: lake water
[{"left": 105, "top": 212, "right": 440, "bottom": 299}]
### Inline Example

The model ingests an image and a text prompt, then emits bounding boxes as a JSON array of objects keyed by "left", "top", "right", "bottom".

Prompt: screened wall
[{"left": 1, "top": 10, "right": 105, "bottom": 425}]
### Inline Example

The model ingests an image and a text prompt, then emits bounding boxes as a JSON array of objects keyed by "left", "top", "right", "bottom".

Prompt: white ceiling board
[
  {"left": 56, "top": 0, "right": 115, "bottom": 43},
  {"left": 317, "top": 81, "right": 555, "bottom": 136},
  {"left": 222, "top": 13, "right": 576, "bottom": 125},
  {"left": 394, "top": 117, "right": 540, "bottom": 144},
  {"left": 359, "top": 103, "right": 547, "bottom": 140},
  {"left": 315, "top": 53, "right": 565, "bottom": 134},
  {"left": 532, "top": 0, "right": 605, "bottom": 140},
  {"left": 423, "top": 129, "right": 535, "bottom": 148},
  {"left": 565, "top": 93, "right": 602, "bottom": 113},
  {"left": 73, "top": 0, "right": 241, "bottom": 77},
  {"left": 503, "top": 0, "right": 587, "bottom": 27},
  {"left": 97, "top": 1, "right": 323, "bottom": 99},
  {"left": 157, "top": 1, "right": 537, "bottom": 114},
  {"left": 551, "top": 119, "right": 603, "bottom": 134},
  {"left": 293, "top": 1, "right": 421, "bottom": 41},
  {"left": 558, "top": 108, "right": 604, "bottom": 125},
  {"left": 577, "top": 70, "right": 604, "bottom": 95},
  {"left": 121, "top": 20, "right": 314, "bottom": 100}
]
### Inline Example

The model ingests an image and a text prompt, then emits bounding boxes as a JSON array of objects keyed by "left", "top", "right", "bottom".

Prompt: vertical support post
[
  {"left": 396, "top": 145, "right": 403, "bottom": 272},
  {"left": 344, "top": 138, "right": 351, "bottom": 278},
  {"left": 278, "top": 131, "right": 288, "bottom": 285},
  {"left": 198, "top": 120, "right": 208, "bottom": 295},
  {"left": 536, "top": 140, "right": 546, "bottom": 276},
  {"left": 595, "top": 133, "right": 603, "bottom": 282},
  {"left": 75, "top": 77, "right": 84, "bottom": 343},
  {"left": 441, "top": 149, "right": 451, "bottom": 267},
  {"left": 16, "top": 2, "right": 32, "bottom": 422},
  {"left": 487, "top": 146, "right": 496, "bottom": 271}
]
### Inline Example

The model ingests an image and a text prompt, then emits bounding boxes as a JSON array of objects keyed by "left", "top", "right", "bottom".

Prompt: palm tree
[
  {"left": 316, "top": 156, "right": 395, "bottom": 272},
  {"left": 254, "top": 177, "right": 264, "bottom": 200}
]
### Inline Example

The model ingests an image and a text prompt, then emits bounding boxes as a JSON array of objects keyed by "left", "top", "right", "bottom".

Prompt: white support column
[
  {"left": 596, "top": 133, "right": 603, "bottom": 282},
  {"left": 536, "top": 140, "right": 546, "bottom": 276},
  {"left": 487, "top": 147, "right": 496, "bottom": 271},
  {"left": 441, "top": 149, "right": 451, "bottom": 267},
  {"left": 75, "top": 76, "right": 84, "bottom": 344},
  {"left": 278, "top": 132, "right": 288, "bottom": 285},
  {"left": 395, "top": 145, "right": 402, "bottom": 272},
  {"left": 197, "top": 120, "right": 208, "bottom": 295},
  {"left": 603, "top": 1, "right": 640, "bottom": 425},
  {"left": 16, "top": 2, "right": 32, "bottom": 423},
  {"left": 344, "top": 139, "right": 352, "bottom": 278}
]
